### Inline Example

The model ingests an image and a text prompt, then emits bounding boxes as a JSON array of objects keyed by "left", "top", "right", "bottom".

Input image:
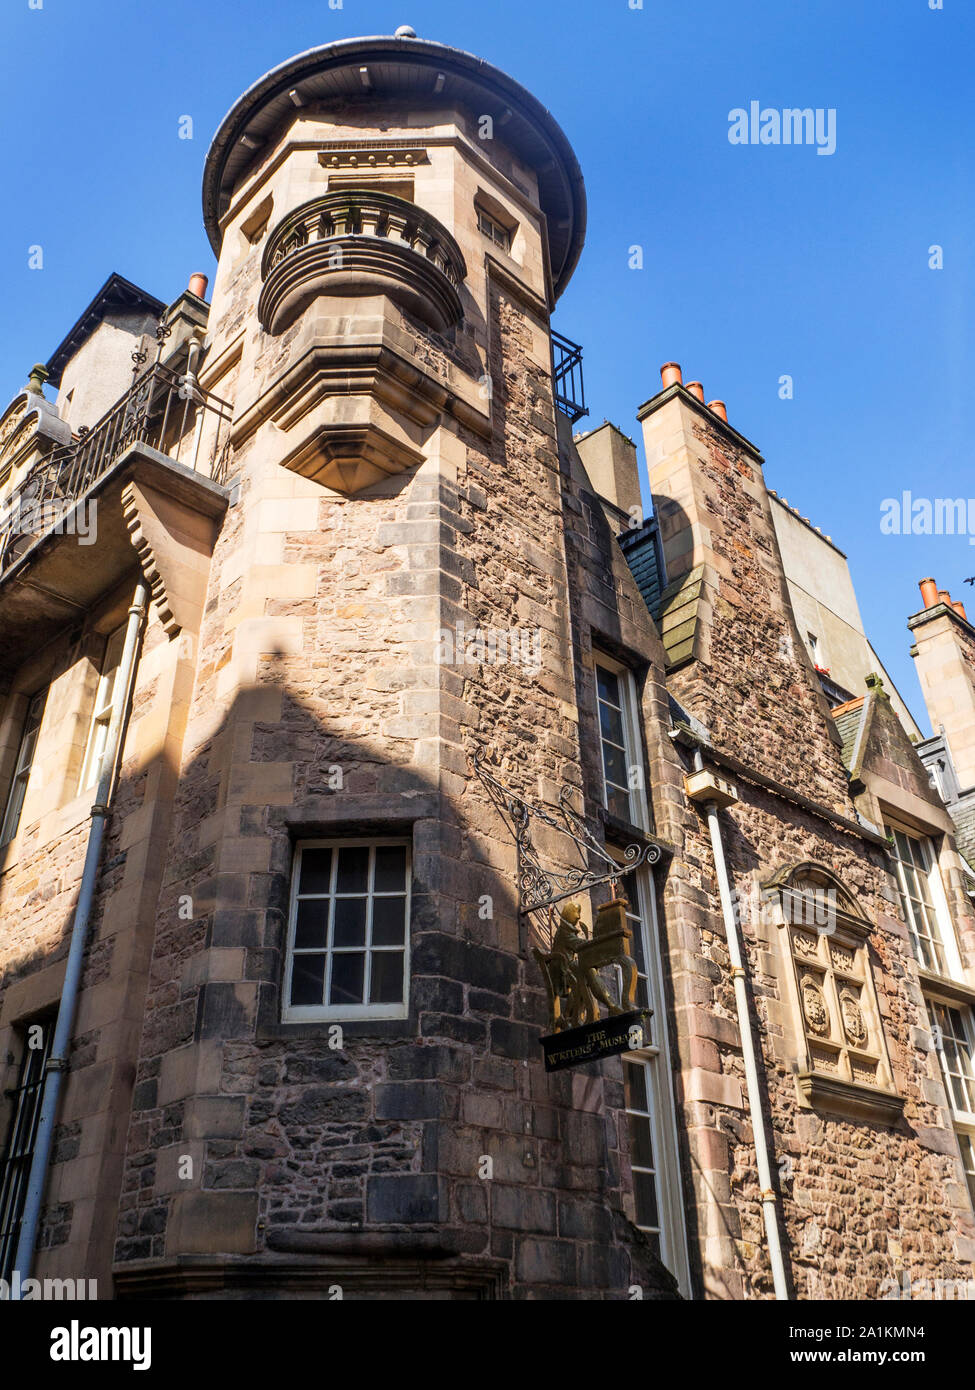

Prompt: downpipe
[
  {"left": 700, "top": 768, "right": 791, "bottom": 1300},
  {"left": 12, "top": 581, "right": 149, "bottom": 1290}
]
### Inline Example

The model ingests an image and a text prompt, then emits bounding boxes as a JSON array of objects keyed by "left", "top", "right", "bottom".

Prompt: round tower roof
[{"left": 202, "top": 34, "right": 586, "bottom": 299}]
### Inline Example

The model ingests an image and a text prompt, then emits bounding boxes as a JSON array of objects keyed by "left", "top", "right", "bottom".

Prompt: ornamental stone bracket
[
  {"left": 232, "top": 310, "right": 492, "bottom": 497},
  {"left": 0, "top": 443, "right": 227, "bottom": 673},
  {"left": 121, "top": 475, "right": 225, "bottom": 637}
]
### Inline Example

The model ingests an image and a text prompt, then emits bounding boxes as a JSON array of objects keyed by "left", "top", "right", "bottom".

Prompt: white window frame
[
  {"left": 476, "top": 206, "right": 511, "bottom": 251},
  {"left": 593, "top": 655, "right": 649, "bottom": 831},
  {"left": 0, "top": 690, "right": 46, "bottom": 848},
  {"left": 617, "top": 866, "right": 692, "bottom": 1296},
  {"left": 885, "top": 821, "right": 964, "bottom": 981},
  {"left": 283, "top": 838, "right": 412, "bottom": 1022},
  {"left": 79, "top": 626, "right": 127, "bottom": 794},
  {"left": 926, "top": 994, "right": 975, "bottom": 1215}
]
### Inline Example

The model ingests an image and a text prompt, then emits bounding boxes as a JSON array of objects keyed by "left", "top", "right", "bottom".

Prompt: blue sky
[{"left": 1, "top": 0, "right": 971, "bottom": 730}]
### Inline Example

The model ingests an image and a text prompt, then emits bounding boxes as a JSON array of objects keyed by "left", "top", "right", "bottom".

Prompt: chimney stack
[
  {"left": 910, "top": 576, "right": 975, "bottom": 791},
  {"left": 919, "top": 577, "right": 938, "bottom": 609}
]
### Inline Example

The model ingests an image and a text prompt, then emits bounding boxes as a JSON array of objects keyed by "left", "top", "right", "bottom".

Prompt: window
[
  {"left": 283, "top": 840, "right": 411, "bottom": 1021},
  {"left": 476, "top": 207, "right": 511, "bottom": 251},
  {"left": 958, "top": 1131, "right": 975, "bottom": 1211},
  {"left": 594, "top": 659, "right": 647, "bottom": 828},
  {"left": 928, "top": 999, "right": 975, "bottom": 1211},
  {"left": 0, "top": 689, "right": 46, "bottom": 847},
  {"left": 886, "top": 825, "right": 955, "bottom": 977},
  {"left": 79, "top": 627, "right": 126, "bottom": 793},
  {"left": 0, "top": 1020, "right": 53, "bottom": 1281},
  {"left": 615, "top": 868, "right": 690, "bottom": 1293}
]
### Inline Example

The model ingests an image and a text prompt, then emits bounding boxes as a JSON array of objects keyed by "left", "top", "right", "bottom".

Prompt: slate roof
[
  {"left": 831, "top": 696, "right": 866, "bottom": 772},
  {"left": 618, "top": 519, "right": 664, "bottom": 618}
]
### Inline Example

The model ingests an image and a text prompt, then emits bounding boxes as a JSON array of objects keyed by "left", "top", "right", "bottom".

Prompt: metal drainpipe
[
  {"left": 696, "top": 752, "right": 791, "bottom": 1301},
  {"left": 12, "top": 580, "right": 149, "bottom": 1290}
]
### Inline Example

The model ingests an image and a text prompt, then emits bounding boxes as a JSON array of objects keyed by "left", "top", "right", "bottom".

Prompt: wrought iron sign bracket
[{"left": 471, "top": 746, "right": 662, "bottom": 919}]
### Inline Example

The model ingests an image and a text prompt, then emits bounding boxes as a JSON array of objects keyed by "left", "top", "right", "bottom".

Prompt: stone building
[{"left": 1, "top": 30, "right": 974, "bottom": 1301}]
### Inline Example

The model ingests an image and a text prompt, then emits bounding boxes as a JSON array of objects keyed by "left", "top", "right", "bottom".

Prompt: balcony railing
[
  {"left": 552, "top": 330, "right": 588, "bottom": 424},
  {"left": 258, "top": 190, "right": 468, "bottom": 335},
  {"left": 0, "top": 360, "right": 232, "bottom": 580}
]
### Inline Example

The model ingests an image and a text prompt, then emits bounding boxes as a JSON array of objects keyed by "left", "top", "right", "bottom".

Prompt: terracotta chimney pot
[
  {"left": 188, "top": 272, "right": 209, "bottom": 300},
  {"left": 660, "top": 362, "right": 683, "bottom": 389},
  {"left": 686, "top": 381, "right": 705, "bottom": 402},
  {"left": 952, "top": 600, "right": 968, "bottom": 620},
  {"left": 919, "top": 578, "right": 938, "bottom": 608},
  {"left": 708, "top": 400, "right": 728, "bottom": 422},
  {"left": 938, "top": 589, "right": 952, "bottom": 608}
]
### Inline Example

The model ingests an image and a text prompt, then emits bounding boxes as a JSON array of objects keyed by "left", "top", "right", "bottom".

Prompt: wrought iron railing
[
  {"left": 551, "top": 330, "right": 588, "bottom": 424},
  {"left": 0, "top": 361, "right": 232, "bottom": 579}
]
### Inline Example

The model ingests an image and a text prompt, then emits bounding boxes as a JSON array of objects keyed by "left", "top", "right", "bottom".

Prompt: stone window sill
[{"left": 796, "top": 1070, "right": 905, "bottom": 1125}]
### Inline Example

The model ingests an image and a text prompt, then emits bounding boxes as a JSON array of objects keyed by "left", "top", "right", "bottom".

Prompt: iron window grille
[{"left": 0, "top": 1020, "right": 54, "bottom": 1282}]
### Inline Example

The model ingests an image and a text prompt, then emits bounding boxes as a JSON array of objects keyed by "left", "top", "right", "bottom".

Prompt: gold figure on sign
[{"left": 534, "top": 895, "right": 639, "bottom": 1033}]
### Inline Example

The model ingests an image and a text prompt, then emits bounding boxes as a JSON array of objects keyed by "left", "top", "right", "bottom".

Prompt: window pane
[
  {"left": 632, "top": 1168, "right": 659, "bottom": 1230},
  {"left": 606, "top": 784, "right": 630, "bottom": 822},
  {"left": 374, "top": 845, "right": 407, "bottom": 893},
  {"left": 602, "top": 741, "right": 628, "bottom": 791},
  {"left": 624, "top": 1060, "right": 648, "bottom": 1112},
  {"left": 372, "top": 895, "right": 407, "bottom": 946},
  {"left": 369, "top": 951, "right": 405, "bottom": 1004},
  {"left": 291, "top": 954, "right": 326, "bottom": 1006},
  {"left": 333, "top": 897, "right": 367, "bottom": 948},
  {"left": 330, "top": 952, "right": 365, "bottom": 1005},
  {"left": 596, "top": 666, "right": 620, "bottom": 707},
  {"left": 336, "top": 846, "right": 369, "bottom": 894},
  {"left": 598, "top": 698, "right": 625, "bottom": 747},
  {"left": 294, "top": 899, "right": 328, "bottom": 950},
  {"left": 630, "top": 1114, "right": 655, "bottom": 1169},
  {"left": 299, "top": 847, "right": 332, "bottom": 895}
]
